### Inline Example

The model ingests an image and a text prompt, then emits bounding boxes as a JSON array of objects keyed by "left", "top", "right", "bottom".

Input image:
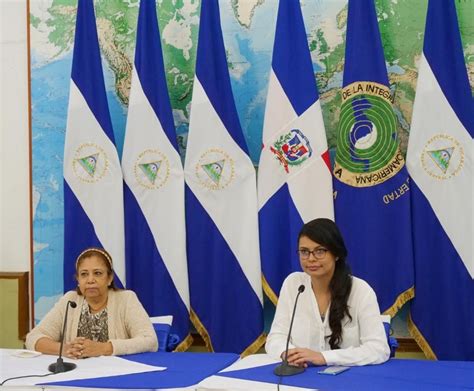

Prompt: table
[
  {"left": 200, "top": 354, "right": 474, "bottom": 390},
  {"left": 2, "top": 350, "right": 473, "bottom": 390}
]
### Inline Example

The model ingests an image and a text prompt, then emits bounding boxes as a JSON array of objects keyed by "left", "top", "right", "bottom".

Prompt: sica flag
[
  {"left": 258, "top": 0, "right": 333, "bottom": 304},
  {"left": 407, "top": 0, "right": 473, "bottom": 360},
  {"left": 333, "top": 0, "right": 414, "bottom": 315},
  {"left": 184, "top": 0, "right": 264, "bottom": 354},
  {"left": 63, "top": 0, "right": 125, "bottom": 290},
  {"left": 122, "top": 0, "right": 191, "bottom": 351}
]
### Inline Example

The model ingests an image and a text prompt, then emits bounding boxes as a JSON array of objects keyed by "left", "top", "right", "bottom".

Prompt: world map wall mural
[{"left": 29, "top": 0, "right": 473, "bottom": 323}]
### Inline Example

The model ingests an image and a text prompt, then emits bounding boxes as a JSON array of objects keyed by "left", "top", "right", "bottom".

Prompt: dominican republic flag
[
  {"left": 258, "top": 0, "right": 333, "bottom": 304},
  {"left": 121, "top": 0, "right": 191, "bottom": 350},
  {"left": 63, "top": 0, "right": 125, "bottom": 290},
  {"left": 184, "top": 0, "right": 264, "bottom": 354},
  {"left": 333, "top": 0, "right": 414, "bottom": 315},
  {"left": 406, "top": 0, "right": 473, "bottom": 360}
]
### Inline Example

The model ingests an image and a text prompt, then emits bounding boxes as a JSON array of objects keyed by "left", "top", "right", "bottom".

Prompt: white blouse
[{"left": 266, "top": 272, "right": 390, "bottom": 366}]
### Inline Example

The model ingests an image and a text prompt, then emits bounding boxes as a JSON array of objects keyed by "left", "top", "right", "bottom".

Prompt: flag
[
  {"left": 258, "top": 0, "right": 334, "bottom": 304},
  {"left": 184, "top": 0, "right": 264, "bottom": 354},
  {"left": 406, "top": 0, "right": 474, "bottom": 360},
  {"left": 333, "top": 0, "right": 414, "bottom": 315},
  {"left": 121, "top": 0, "right": 191, "bottom": 351},
  {"left": 63, "top": 0, "right": 125, "bottom": 290}
]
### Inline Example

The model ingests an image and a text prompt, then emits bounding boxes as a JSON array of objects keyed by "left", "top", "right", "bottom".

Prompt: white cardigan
[
  {"left": 266, "top": 272, "right": 390, "bottom": 366},
  {"left": 26, "top": 290, "right": 158, "bottom": 355}
]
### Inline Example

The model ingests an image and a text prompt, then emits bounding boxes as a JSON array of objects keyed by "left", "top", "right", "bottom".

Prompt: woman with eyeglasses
[{"left": 266, "top": 218, "right": 390, "bottom": 367}]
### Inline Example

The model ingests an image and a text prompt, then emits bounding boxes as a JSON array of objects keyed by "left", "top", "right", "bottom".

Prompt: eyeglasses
[{"left": 298, "top": 248, "right": 328, "bottom": 260}]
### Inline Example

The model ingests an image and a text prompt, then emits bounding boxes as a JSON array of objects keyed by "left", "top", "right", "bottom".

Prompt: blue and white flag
[
  {"left": 121, "top": 0, "right": 191, "bottom": 351},
  {"left": 63, "top": 0, "right": 124, "bottom": 290},
  {"left": 184, "top": 0, "right": 264, "bottom": 354},
  {"left": 258, "top": 0, "right": 334, "bottom": 304},
  {"left": 407, "top": 0, "right": 473, "bottom": 360},
  {"left": 333, "top": 0, "right": 414, "bottom": 315}
]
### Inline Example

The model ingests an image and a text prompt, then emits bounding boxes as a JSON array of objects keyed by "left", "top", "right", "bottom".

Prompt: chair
[
  {"left": 381, "top": 314, "right": 399, "bottom": 358},
  {"left": 150, "top": 315, "right": 173, "bottom": 352}
]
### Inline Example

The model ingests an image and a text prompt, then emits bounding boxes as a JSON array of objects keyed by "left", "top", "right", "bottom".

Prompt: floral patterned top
[{"left": 77, "top": 300, "right": 109, "bottom": 342}]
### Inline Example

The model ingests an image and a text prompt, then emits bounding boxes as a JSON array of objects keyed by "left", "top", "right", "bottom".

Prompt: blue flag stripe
[
  {"left": 134, "top": 0, "right": 179, "bottom": 150},
  {"left": 424, "top": 1, "right": 474, "bottom": 137},
  {"left": 271, "top": 0, "right": 318, "bottom": 115},
  {"left": 260, "top": 184, "right": 303, "bottom": 299},
  {"left": 71, "top": 0, "right": 115, "bottom": 144},
  {"left": 124, "top": 185, "right": 189, "bottom": 341},
  {"left": 186, "top": 187, "right": 263, "bottom": 353},
  {"left": 194, "top": 0, "right": 249, "bottom": 154},
  {"left": 410, "top": 182, "right": 474, "bottom": 359},
  {"left": 343, "top": 0, "right": 389, "bottom": 86},
  {"left": 64, "top": 181, "right": 103, "bottom": 289}
]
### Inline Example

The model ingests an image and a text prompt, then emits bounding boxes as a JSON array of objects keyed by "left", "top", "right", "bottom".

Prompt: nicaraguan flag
[
  {"left": 63, "top": 0, "right": 125, "bottom": 290},
  {"left": 258, "top": 0, "right": 334, "bottom": 304},
  {"left": 406, "top": 0, "right": 473, "bottom": 360},
  {"left": 184, "top": 0, "right": 264, "bottom": 354},
  {"left": 121, "top": 0, "right": 191, "bottom": 351},
  {"left": 333, "top": 0, "right": 414, "bottom": 315}
]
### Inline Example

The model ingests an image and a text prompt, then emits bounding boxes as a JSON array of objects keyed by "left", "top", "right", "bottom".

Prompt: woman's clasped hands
[{"left": 65, "top": 337, "right": 112, "bottom": 359}]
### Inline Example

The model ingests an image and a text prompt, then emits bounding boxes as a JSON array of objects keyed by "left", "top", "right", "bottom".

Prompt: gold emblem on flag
[
  {"left": 421, "top": 134, "right": 464, "bottom": 180},
  {"left": 134, "top": 149, "right": 170, "bottom": 190},
  {"left": 72, "top": 143, "right": 108, "bottom": 183},
  {"left": 195, "top": 149, "right": 235, "bottom": 190}
]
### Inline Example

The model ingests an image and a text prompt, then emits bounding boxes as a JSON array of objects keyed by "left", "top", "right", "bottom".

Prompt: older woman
[
  {"left": 266, "top": 218, "right": 390, "bottom": 367},
  {"left": 26, "top": 247, "right": 158, "bottom": 358}
]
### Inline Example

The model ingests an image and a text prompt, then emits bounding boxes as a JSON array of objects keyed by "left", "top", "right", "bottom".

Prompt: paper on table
[
  {"left": 197, "top": 354, "right": 317, "bottom": 391},
  {"left": 0, "top": 348, "right": 165, "bottom": 386}
]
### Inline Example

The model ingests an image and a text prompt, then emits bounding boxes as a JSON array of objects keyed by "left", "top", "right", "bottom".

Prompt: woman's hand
[
  {"left": 285, "top": 348, "right": 327, "bottom": 367},
  {"left": 66, "top": 337, "right": 113, "bottom": 358},
  {"left": 63, "top": 341, "right": 81, "bottom": 359}
]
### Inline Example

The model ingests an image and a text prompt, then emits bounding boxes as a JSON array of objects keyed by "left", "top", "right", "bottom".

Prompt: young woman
[{"left": 266, "top": 218, "right": 390, "bottom": 367}]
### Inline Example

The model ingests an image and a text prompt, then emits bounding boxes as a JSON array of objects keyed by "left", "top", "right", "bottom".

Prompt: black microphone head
[
  {"left": 298, "top": 284, "right": 305, "bottom": 293},
  {"left": 69, "top": 301, "right": 77, "bottom": 308}
]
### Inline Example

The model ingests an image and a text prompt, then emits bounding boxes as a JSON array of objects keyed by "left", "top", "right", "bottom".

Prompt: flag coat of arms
[
  {"left": 121, "top": 0, "right": 191, "bottom": 350},
  {"left": 184, "top": 0, "right": 264, "bottom": 354},
  {"left": 406, "top": 0, "right": 474, "bottom": 360},
  {"left": 258, "top": 0, "right": 334, "bottom": 304},
  {"left": 63, "top": 0, "right": 125, "bottom": 290},
  {"left": 333, "top": 0, "right": 414, "bottom": 315}
]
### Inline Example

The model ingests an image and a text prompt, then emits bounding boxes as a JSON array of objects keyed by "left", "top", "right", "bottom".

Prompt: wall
[
  {"left": 0, "top": 0, "right": 31, "bottom": 347},
  {"left": 0, "top": 0, "right": 30, "bottom": 273}
]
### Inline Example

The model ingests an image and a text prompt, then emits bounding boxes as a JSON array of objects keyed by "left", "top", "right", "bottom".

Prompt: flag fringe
[
  {"left": 190, "top": 307, "right": 214, "bottom": 352},
  {"left": 383, "top": 285, "right": 414, "bottom": 318},
  {"left": 407, "top": 312, "right": 437, "bottom": 360},
  {"left": 262, "top": 274, "right": 278, "bottom": 306},
  {"left": 190, "top": 307, "right": 266, "bottom": 355},
  {"left": 174, "top": 333, "right": 194, "bottom": 352},
  {"left": 240, "top": 333, "right": 267, "bottom": 358}
]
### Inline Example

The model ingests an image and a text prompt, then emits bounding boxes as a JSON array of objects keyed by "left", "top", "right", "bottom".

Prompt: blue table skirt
[
  {"left": 43, "top": 352, "right": 239, "bottom": 389},
  {"left": 220, "top": 359, "right": 474, "bottom": 391}
]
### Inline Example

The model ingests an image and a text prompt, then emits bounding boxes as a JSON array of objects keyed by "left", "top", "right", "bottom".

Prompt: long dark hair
[{"left": 298, "top": 218, "right": 352, "bottom": 349}]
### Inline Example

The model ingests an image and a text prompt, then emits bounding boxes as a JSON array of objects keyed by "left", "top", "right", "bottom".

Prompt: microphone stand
[
  {"left": 274, "top": 285, "right": 306, "bottom": 376},
  {"left": 48, "top": 301, "right": 77, "bottom": 373}
]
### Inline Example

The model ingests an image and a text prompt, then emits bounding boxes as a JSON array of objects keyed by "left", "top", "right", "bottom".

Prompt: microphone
[
  {"left": 48, "top": 300, "right": 77, "bottom": 374},
  {"left": 274, "top": 284, "right": 306, "bottom": 376}
]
